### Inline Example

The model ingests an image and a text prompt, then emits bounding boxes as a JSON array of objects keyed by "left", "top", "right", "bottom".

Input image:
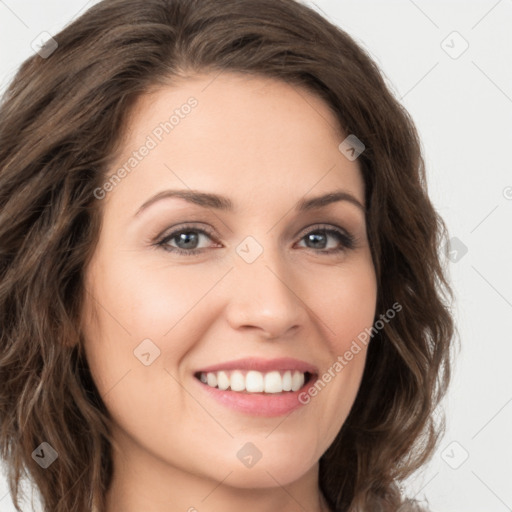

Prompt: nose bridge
[{"left": 226, "top": 235, "right": 305, "bottom": 337}]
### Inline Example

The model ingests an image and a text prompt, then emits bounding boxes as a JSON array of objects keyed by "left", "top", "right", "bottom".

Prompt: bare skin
[{"left": 82, "top": 72, "right": 377, "bottom": 512}]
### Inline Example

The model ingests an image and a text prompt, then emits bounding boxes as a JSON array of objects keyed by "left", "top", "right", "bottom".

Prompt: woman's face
[{"left": 82, "top": 72, "right": 377, "bottom": 494}]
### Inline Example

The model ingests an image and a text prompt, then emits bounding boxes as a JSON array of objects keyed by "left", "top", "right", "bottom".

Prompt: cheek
[
  {"left": 81, "top": 256, "right": 225, "bottom": 389},
  {"left": 310, "top": 258, "right": 377, "bottom": 354},
  {"left": 80, "top": 259, "right": 199, "bottom": 433},
  {"left": 88, "top": 254, "right": 221, "bottom": 340},
  {"left": 300, "top": 258, "right": 376, "bottom": 438}
]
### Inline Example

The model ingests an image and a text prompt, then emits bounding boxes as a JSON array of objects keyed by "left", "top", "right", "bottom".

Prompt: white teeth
[
  {"left": 291, "top": 371, "right": 305, "bottom": 391},
  {"left": 199, "top": 369, "right": 308, "bottom": 393},
  {"left": 206, "top": 372, "right": 217, "bottom": 388},
  {"left": 246, "top": 371, "right": 264, "bottom": 392},
  {"left": 217, "top": 371, "right": 230, "bottom": 390},
  {"left": 264, "top": 371, "right": 283, "bottom": 393},
  {"left": 230, "top": 370, "right": 245, "bottom": 392},
  {"left": 282, "top": 370, "right": 292, "bottom": 391}
]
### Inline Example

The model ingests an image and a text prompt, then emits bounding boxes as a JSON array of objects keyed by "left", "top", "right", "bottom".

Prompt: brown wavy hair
[{"left": 0, "top": 0, "right": 455, "bottom": 510}]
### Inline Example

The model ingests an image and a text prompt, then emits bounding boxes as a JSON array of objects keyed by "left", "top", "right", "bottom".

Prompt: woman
[{"left": 0, "top": 0, "right": 455, "bottom": 511}]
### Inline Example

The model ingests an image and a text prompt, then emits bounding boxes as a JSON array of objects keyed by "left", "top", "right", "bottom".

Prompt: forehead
[{"left": 104, "top": 72, "right": 364, "bottom": 212}]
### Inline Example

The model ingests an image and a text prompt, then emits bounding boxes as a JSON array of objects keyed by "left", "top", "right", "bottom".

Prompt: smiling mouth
[{"left": 194, "top": 369, "right": 315, "bottom": 394}]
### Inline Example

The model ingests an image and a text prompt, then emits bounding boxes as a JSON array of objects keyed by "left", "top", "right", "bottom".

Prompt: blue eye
[
  {"left": 297, "top": 227, "right": 355, "bottom": 253},
  {"left": 157, "top": 227, "right": 216, "bottom": 255},
  {"left": 155, "top": 223, "right": 355, "bottom": 256}
]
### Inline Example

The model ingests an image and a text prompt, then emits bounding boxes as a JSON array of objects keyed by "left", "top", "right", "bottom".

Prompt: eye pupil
[
  {"left": 176, "top": 231, "right": 199, "bottom": 249},
  {"left": 306, "top": 232, "right": 326, "bottom": 249}
]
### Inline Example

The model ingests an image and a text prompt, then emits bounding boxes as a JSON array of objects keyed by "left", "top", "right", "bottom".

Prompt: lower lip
[{"left": 194, "top": 376, "right": 316, "bottom": 417}]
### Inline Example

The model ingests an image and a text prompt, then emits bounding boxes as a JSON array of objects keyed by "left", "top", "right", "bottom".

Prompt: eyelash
[{"left": 153, "top": 223, "right": 356, "bottom": 257}]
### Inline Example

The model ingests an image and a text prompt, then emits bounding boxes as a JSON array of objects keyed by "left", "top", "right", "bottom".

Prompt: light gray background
[{"left": 1, "top": 1, "right": 511, "bottom": 511}]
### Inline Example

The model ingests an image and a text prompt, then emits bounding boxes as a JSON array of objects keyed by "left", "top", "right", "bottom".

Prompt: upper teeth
[{"left": 198, "top": 370, "right": 306, "bottom": 393}]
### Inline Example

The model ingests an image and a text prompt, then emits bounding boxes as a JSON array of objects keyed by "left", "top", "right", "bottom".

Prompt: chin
[{"left": 217, "top": 461, "right": 314, "bottom": 489}]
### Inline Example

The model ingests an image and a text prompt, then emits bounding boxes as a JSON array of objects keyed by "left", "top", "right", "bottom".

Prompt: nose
[{"left": 224, "top": 245, "right": 307, "bottom": 340}]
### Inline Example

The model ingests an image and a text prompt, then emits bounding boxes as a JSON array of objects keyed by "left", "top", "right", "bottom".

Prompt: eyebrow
[{"left": 134, "top": 188, "right": 365, "bottom": 217}]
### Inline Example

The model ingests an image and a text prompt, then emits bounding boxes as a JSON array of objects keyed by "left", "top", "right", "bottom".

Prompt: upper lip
[{"left": 195, "top": 357, "right": 318, "bottom": 375}]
